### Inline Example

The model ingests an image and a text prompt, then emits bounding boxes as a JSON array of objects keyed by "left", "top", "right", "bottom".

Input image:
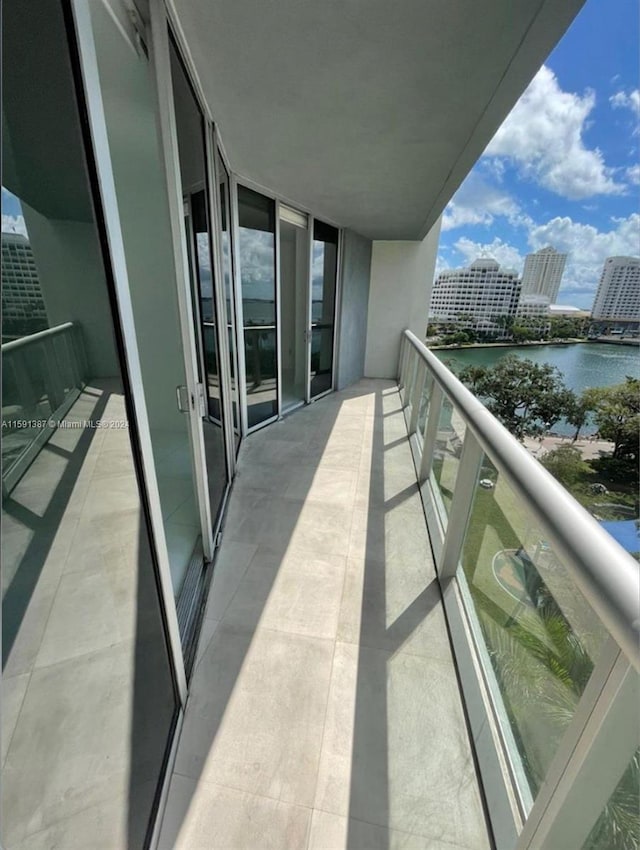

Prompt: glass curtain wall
[
  {"left": 310, "top": 220, "right": 338, "bottom": 398},
  {"left": 169, "top": 36, "right": 229, "bottom": 532},
  {"left": 1, "top": 1, "right": 177, "bottom": 847},
  {"left": 237, "top": 186, "right": 278, "bottom": 428}
]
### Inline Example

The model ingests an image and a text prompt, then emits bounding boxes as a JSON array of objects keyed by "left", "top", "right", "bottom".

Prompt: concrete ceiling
[{"left": 170, "top": 0, "right": 584, "bottom": 241}]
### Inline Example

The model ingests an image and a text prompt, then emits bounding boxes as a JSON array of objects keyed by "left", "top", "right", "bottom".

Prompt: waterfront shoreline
[
  {"left": 523, "top": 434, "right": 614, "bottom": 461},
  {"left": 430, "top": 338, "right": 588, "bottom": 351},
  {"left": 430, "top": 337, "right": 639, "bottom": 351}
]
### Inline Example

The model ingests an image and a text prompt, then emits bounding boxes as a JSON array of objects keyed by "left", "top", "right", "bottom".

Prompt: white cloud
[
  {"left": 485, "top": 65, "right": 624, "bottom": 199},
  {"left": 441, "top": 172, "right": 524, "bottom": 232},
  {"left": 610, "top": 89, "right": 640, "bottom": 116},
  {"left": 1, "top": 214, "right": 27, "bottom": 237},
  {"left": 528, "top": 212, "right": 640, "bottom": 299},
  {"left": 453, "top": 236, "right": 524, "bottom": 272},
  {"left": 626, "top": 163, "right": 640, "bottom": 185}
]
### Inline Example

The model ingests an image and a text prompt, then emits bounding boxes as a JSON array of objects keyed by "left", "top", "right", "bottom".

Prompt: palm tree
[{"left": 478, "top": 599, "right": 639, "bottom": 849}]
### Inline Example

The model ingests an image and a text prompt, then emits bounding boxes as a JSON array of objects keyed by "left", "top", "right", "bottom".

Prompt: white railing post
[
  {"left": 438, "top": 431, "right": 483, "bottom": 580},
  {"left": 408, "top": 362, "right": 427, "bottom": 435},
  {"left": 419, "top": 382, "right": 442, "bottom": 483}
]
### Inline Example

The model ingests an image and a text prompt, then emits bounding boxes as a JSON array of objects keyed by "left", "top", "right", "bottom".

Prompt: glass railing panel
[
  {"left": 583, "top": 746, "right": 640, "bottom": 850},
  {"left": 1, "top": 327, "right": 85, "bottom": 488},
  {"left": 415, "top": 373, "right": 433, "bottom": 447},
  {"left": 458, "top": 454, "right": 610, "bottom": 803},
  {"left": 430, "top": 394, "right": 466, "bottom": 519}
]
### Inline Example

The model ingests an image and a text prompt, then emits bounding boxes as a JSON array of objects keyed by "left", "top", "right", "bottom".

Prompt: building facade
[
  {"left": 591, "top": 256, "right": 640, "bottom": 320},
  {"left": 520, "top": 246, "right": 567, "bottom": 302},
  {"left": 429, "top": 258, "right": 521, "bottom": 334},
  {"left": 1, "top": 233, "right": 48, "bottom": 336}
]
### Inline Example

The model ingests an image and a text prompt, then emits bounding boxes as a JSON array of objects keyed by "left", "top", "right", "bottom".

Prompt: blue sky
[{"left": 436, "top": 0, "right": 640, "bottom": 309}]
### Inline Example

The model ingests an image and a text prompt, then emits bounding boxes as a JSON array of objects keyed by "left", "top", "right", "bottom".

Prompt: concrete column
[
  {"left": 364, "top": 217, "right": 441, "bottom": 379},
  {"left": 336, "top": 228, "right": 372, "bottom": 389}
]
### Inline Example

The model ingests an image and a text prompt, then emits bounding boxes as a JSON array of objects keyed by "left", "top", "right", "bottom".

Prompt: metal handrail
[
  {"left": 403, "top": 328, "right": 640, "bottom": 670},
  {"left": 2, "top": 321, "right": 76, "bottom": 353}
]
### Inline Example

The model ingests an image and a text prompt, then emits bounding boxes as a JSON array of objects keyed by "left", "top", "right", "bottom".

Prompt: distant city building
[
  {"left": 591, "top": 256, "right": 640, "bottom": 320},
  {"left": 520, "top": 246, "right": 567, "bottom": 302},
  {"left": 517, "top": 294, "right": 551, "bottom": 319},
  {"left": 1, "top": 232, "right": 47, "bottom": 324},
  {"left": 430, "top": 258, "right": 521, "bottom": 334},
  {"left": 549, "top": 304, "right": 591, "bottom": 318}
]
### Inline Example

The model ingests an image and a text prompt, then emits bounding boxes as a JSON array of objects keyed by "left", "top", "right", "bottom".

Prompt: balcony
[
  {"left": 157, "top": 378, "right": 492, "bottom": 849},
  {"left": 155, "top": 335, "right": 640, "bottom": 850}
]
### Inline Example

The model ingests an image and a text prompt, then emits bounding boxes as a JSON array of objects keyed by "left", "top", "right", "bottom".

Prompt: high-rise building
[
  {"left": 520, "top": 246, "right": 567, "bottom": 302},
  {"left": 591, "top": 256, "right": 640, "bottom": 320},
  {"left": 429, "top": 258, "right": 521, "bottom": 333},
  {"left": 1, "top": 232, "right": 47, "bottom": 326}
]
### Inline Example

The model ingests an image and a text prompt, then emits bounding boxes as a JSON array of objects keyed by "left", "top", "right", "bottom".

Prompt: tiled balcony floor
[{"left": 159, "top": 379, "right": 492, "bottom": 850}]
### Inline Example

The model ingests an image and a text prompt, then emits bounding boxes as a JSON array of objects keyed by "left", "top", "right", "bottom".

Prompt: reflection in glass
[
  {"left": 237, "top": 186, "right": 277, "bottom": 427},
  {"left": 191, "top": 190, "right": 221, "bottom": 421},
  {"left": 2, "top": 2, "right": 177, "bottom": 845},
  {"left": 459, "top": 456, "right": 608, "bottom": 801},
  {"left": 170, "top": 36, "right": 228, "bottom": 536},
  {"left": 310, "top": 220, "right": 338, "bottom": 398},
  {"left": 583, "top": 747, "right": 640, "bottom": 850},
  {"left": 279, "top": 216, "right": 308, "bottom": 410},
  {"left": 431, "top": 395, "right": 466, "bottom": 518},
  {"left": 416, "top": 374, "right": 433, "bottom": 445},
  {"left": 217, "top": 149, "right": 240, "bottom": 441}
]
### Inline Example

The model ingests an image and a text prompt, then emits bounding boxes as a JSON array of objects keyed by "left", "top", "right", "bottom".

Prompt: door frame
[
  {"left": 70, "top": 0, "right": 189, "bottom": 704},
  {"left": 146, "top": 1, "right": 216, "bottom": 563},
  {"left": 234, "top": 178, "right": 280, "bottom": 435},
  {"left": 277, "top": 201, "right": 312, "bottom": 416},
  {"left": 308, "top": 216, "right": 341, "bottom": 403}
]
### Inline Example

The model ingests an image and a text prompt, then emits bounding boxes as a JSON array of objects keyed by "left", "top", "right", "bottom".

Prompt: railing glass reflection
[{"left": 2, "top": 323, "right": 86, "bottom": 492}]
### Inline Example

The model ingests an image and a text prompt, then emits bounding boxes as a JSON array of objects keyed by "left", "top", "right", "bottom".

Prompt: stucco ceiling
[{"left": 170, "top": 0, "right": 584, "bottom": 240}]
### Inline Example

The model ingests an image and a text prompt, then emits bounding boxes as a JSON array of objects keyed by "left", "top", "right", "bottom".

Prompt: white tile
[
  {"left": 158, "top": 774, "right": 310, "bottom": 850},
  {"left": 222, "top": 547, "right": 346, "bottom": 640},
  {"left": 314, "top": 642, "right": 490, "bottom": 848},
  {"left": 174, "top": 625, "right": 333, "bottom": 807}
]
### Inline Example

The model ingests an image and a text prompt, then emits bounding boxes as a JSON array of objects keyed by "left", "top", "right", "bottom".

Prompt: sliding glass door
[
  {"left": 235, "top": 190, "right": 339, "bottom": 426},
  {"left": 216, "top": 149, "right": 241, "bottom": 448},
  {"left": 2, "top": 2, "right": 179, "bottom": 846},
  {"left": 237, "top": 186, "right": 278, "bottom": 428},
  {"left": 310, "top": 220, "right": 339, "bottom": 399},
  {"left": 168, "top": 36, "right": 232, "bottom": 657},
  {"left": 279, "top": 205, "right": 310, "bottom": 412}
]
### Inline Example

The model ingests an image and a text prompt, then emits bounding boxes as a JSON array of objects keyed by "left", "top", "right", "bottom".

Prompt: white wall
[
  {"left": 23, "top": 205, "right": 120, "bottom": 378},
  {"left": 364, "top": 218, "right": 441, "bottom": 379}
]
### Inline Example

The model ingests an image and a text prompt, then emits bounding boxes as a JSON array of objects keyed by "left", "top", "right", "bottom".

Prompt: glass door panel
[
  {"left": 2, "top": 1, "right": 179, "bottom": 846},
  {"left": 169, "top": 38, "right": 228, "bottom": 532},
  {"left": 88, "top": 0, "right": 203, "bottom": 611},
  {"left": 191, "top": 190, "right": 222, "bottom": 423},
  {"left": 237, "top": 186, "right": 277, "bottom": 428},
  {"left": 216, "top": 149, "right": 240, "bottom": 446},
  {"left": 279, "top": 207, "right": 309, "bottom": 412},
  {"left": 310, "top": 220, "right": 338, "bottom": 398}
]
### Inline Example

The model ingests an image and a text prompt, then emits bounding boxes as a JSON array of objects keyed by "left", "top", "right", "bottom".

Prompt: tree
[
  {"left": 565, "top": 388, "right": 600, "bottom": 442},
  {"left": 540, "top": 445, "right": 590, "bottom": 487},
  {"left": 590, "top": 377, "right": 640, "bottom": 460},
  {"left": 511, "top": 323, "right": 540, "bottom": 343},
  {"left": 459, "top": 355, "right": 575, "bottom": 440}
]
